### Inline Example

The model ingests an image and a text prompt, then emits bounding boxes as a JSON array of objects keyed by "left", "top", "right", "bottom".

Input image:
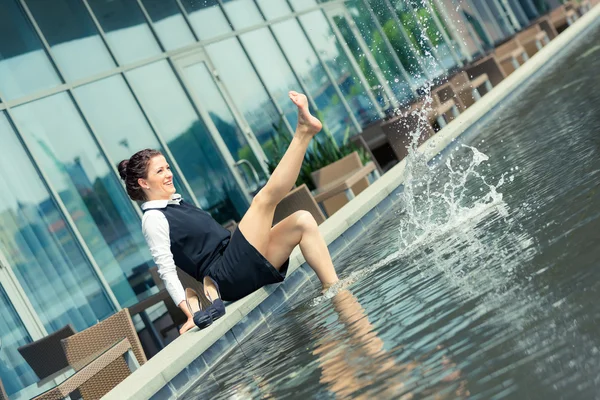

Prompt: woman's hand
[
  {"left": 179, "top": 317, "right": 196, "bottom": 334},
  {"left": 178, "top": 300, "right": 195, "bottom": 334}
]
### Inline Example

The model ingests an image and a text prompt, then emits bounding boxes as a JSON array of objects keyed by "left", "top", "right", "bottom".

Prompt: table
[
  {"left": 311, "top": 162, "right": 379, "bottom": 217},
  {"left": 128, "top": 288, "right": 170, "bottom": 351}
]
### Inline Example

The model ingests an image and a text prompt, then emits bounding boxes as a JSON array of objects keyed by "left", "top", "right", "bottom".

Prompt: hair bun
[{"left": 117, "top": 159, "right": 129, "bottom": 180}]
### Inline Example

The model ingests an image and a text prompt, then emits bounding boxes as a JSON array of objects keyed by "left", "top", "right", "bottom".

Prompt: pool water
[{"left": 182, "top": 20, "right": 600, "bottom": 400}]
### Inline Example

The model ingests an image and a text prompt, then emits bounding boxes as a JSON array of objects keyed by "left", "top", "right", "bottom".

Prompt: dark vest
[{"left": 144, "top": 200, "right": 230, "bottom": 279}]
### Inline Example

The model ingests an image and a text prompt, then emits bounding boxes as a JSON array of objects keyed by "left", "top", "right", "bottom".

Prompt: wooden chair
[
  {"left": 494, "top": 38, "right": 529, "bottom": 76},
  {"left": 273, "top": 184, "right": 326, "bottom": 226},
  {"left": 17, "top": 325, "right": 76, "bottom": 381},
  {"left": 311, "top": 152, "right": 371, "bottom": 216},
  {"left": 464, "top": 54, "right": 506, "bottom": 89},
  {"left": 59, "top": 309, "right": 146, "bottom": 399},
  {"left": 516, "top": 25, "right": 550, "bottom": 57},
  {"left": 380, "top": 111, "right": 436, "bottom": 162},
  {"left": 434, "top": 71, "right": 493, "bottom": 111}
]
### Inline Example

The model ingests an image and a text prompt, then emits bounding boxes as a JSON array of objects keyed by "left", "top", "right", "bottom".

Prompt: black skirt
[{"left": 204, "top": 228, "right": 288, "bottom": 301}]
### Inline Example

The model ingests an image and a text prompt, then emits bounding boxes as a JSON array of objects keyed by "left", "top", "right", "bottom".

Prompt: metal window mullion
[
  {"left": 135, "top": 0, "right": 169, "bottom": 53},
  {"left": 464, "top": 0, "right": 497, "bottom": 43},
  {"left": 244, "top": 1, "right": 322, "bottom": 115},
  {"left": 430, "top": 0, "right": 477, "bottom": 61},
  {"left": 333, "top": 9, "right": 399, "bottom": 109},
  {"left": 171, "top": 60, "right": 253, "bottom": 205},
  {"left": 402, "top": 0, "right": 448, "bottom": 71},
  {"left": 489, "top": 0, "right": 516, "bottom": 36},
  {"left": 174, "top": 0, "right": 202, "bottom": 42},
  {"left": 421, "top": 0, "right": 465, "bottom": 64},
  {"left": 79, "top": 0, "right": 203, "bottom": 208},
  {"left": 279, "top": 1, "right": 363, "bottom": 132},
  {"left": 67, "top": 89, "right": 145, "bottom": 220},
  {"left": 315, "top": 11, "right": 384, "bottom": 119},
  {"left": 381, "top": 0, "right": 435, "bottom": 81},
  {"left": 498, "top": 0, "right": 523, "bottom": 30},
  {"left": 3, "top": 108, "right": 122, "bottom": 311},
  {"left": 360, "top": 0, "right": 418, "bottom": 96},
  {"left": 0, "top": 249, "right": 49, "bottom": 340}
]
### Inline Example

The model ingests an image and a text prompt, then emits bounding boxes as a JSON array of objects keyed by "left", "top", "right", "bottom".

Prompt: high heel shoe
[
  {"left": 185, "top": 288, "right": 212, "bottom": 329},
  {"left": 201, "top": 278, "right": 226, "bottom": 321}
]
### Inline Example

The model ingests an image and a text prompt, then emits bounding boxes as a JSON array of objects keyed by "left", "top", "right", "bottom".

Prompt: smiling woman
[{"left": 117, "top": 92, "right": 340, "bottom": 336}]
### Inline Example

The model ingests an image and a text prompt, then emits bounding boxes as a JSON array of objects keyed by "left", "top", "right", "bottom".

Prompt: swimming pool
[{"left": 180, "top": 16, "right": 600, "bottom": 400}]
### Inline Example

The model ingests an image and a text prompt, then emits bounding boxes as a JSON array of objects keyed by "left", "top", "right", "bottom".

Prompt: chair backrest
[
  {"left": 273, "top": 184, "right": 326, "bottom": 226},
  {"left": 17, "top": 325, "right": 76, "bottom": 380},
  {"left": 0, "top": 378, "right": 7, "bottom": 400},
  {"left": 495, "top": 38, "right": 521, "bottom": 57},
  {"left": 311, "top": 152, "right": 363, "bottom": 188},
  {"left": 536, "top": 16, "right": 558, "bottom": 41},
  {"left": 381, "top": 112, "right": 435, "bottom": 161},
  {"left": 516, "top": 24, "right": 541, "bottom": 42},
  {"left": 465, "top": 55, "right": 506, "bottom": 87},
  {"left": 61, "top": 309, "right": 146, "bottom": 399}
]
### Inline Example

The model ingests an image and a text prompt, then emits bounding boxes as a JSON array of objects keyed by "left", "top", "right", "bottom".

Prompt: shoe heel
[{"left": 201, "top": 277, "right": 226, "bottom": 321}]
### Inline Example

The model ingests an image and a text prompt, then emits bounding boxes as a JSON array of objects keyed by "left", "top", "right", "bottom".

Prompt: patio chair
[
  {"left": 464, "top": 54, "right": 506, "bottom": 88},
  {"left": 350, "top": 120, "right": 402, "bottom": 173},
  {"left": 550, "top": 4, "right": 578, "bottom": 33},
  {"left": 435, "top": 71, "right": 493, "bottom": 111},
  {"left": 494, "top": 38, "right": 529, "bottom": 76},
  {"left": 536, "top": 15, "right": 559, "bottom": 41},
  {"left": 380, "top": 111, "right": 436, "bottom": 162},
  {"left": 60, "top": 308, "right": 146, "bottom": 399},
  {"left": 17, "top": 325, "right": 76, "bottom": 381},
  {"left": 516, "top": 25, "right": 550, "bottom": 57},
  {"left": 273, "top": 184, "right": 326, "bottom": 226},
  {"left": 32, "top": 338, "right": 139, "bottom": 400},
  {"left": 311, "top": 152, "right": 371, "bottom": 216}
]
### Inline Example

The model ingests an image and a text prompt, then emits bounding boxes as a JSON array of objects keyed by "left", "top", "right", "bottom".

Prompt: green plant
[{"left": 266, "top": 114, "right": 370, "bottom": 191}]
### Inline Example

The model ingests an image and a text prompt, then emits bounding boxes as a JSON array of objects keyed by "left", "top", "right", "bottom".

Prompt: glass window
[
  {"left": 126, "top": 61, "right": 249, "bottom": 223},
  {"left": 180, "top": 62, "right": 265, "bottom": 181},
  {"left": 0, "top": 112, "right": 115, "bottom": 332},
  {"left": 87, "top": 0, "right": 162, "bottom": 65},
  {"left": 0, "top": 0, "right": 62, "bottom": 101},
  {"left": 289, "top": 0, "right": 317, "bottom": 11},
  {"left": 10, "top": 94, "right": 152, "bottom": 308},
  {"left": 433, "top": 0, "right": 483, "bottom": 56},
  {"left": 298, "top": 11, "right": 380, "bottom": 127},
  {"left": 73, "top": 74, "right": 194, "bottom": 204},
  {"left": 238, "top": 29, "right": 302, "bottom": 131},
  {"left": 25, "top": 0, "right": 116, "bottom": 82},
  {"left": 140, "top": 0, "right": 196, "bottom": 50},
  {"left": 0, "top": 284, "right": 35, "bottom": 396},
  {"left": 180, "top": 0, "right": 232, "bottom": 40},
  {"left": 222, "top": 0, "right": 263, "bottom": 30},
  {"left": 256, "top": 0, "right": 292, "bottom": 19},
  {"left": 206, "top": 39, "right": 292, "bottom": 158},
  {"left": 270, "top": 18, "right": 357, "bottom": 143}
]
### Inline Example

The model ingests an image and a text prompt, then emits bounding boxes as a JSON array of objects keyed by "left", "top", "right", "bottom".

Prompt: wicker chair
[
  {"left": 380, "top": 111, "right": 436, "bottom": 162},
  {"left": 536, "top": 16, "right": 559, "bottom": 41},
  {"left": 273, "top": 184, "right": 326, "bottom": 226},
  {"left": 464, "top": 54, "right": 506, "bottom": 88},
  {"left": 311, "top": 152, "right": 371, "bottom": 216},
  {"left": 17, "top": 325, "right": 76, "bottom": 380},
  {"left": 434, "top": 71, "right": 492, "bottom": 111},
  {"left": 32, "top": 338, "right": 139, "bottom": 400},
  {"left": 550, "top": 4, "right": 578, "bottom": 33},
  {"left": 59, "top": 309, "right": 146, "bottom": 399}
]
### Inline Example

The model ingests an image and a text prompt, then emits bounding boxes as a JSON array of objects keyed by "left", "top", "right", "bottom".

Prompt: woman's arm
[{"left": 142, "top": 211, "right": 195, "bottom": 333}]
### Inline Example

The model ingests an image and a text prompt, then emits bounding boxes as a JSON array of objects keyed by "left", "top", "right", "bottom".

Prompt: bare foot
[{"left": 289, "top": 90, "right": 322, "bottom": 137}]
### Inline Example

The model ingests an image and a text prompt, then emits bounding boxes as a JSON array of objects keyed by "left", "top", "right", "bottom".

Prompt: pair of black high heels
[{"left": 185, "top": 278, "right": 226, "bottom": 330}]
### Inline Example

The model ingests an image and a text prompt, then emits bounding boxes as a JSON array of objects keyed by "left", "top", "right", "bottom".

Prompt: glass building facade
[{"left": 0, "top": 0, "right": 542, "bottom": 395}]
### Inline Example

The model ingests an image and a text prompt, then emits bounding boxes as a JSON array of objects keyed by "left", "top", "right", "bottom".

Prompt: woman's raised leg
[{"left": 237, "top": 91, "right": 322, "bottom": 254}]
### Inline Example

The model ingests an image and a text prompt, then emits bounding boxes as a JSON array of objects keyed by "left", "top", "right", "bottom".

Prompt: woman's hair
[{"left": 118, "top": 149, "right": 163, "bottom": 202}]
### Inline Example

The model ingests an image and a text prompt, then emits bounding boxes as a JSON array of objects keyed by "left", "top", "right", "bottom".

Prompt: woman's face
[{"left": 139, "top": 155, "right": 176, "bottom": 201}]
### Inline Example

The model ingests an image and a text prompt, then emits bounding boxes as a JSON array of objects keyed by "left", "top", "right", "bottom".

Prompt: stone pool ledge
[{"left": 104, "top": 7, "right": 600, "bottom": 400}]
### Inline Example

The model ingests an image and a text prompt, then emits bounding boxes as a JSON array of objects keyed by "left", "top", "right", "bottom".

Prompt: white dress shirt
[{"left": 141, "top": 194, "right": 186, "bottom": 306}]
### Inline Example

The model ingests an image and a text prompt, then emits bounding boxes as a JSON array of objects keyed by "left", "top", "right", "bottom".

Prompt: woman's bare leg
[
  {"left": 238, "top": 91, "right": 321, "bottom": 255},
  {"left": 266, "top": 211, "right": 338, "bottom": 286}
]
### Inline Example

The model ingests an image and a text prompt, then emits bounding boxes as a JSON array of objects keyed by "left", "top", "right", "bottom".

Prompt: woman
[{"left": 119, "top": 91, "right": 339, "bottom": 334}]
